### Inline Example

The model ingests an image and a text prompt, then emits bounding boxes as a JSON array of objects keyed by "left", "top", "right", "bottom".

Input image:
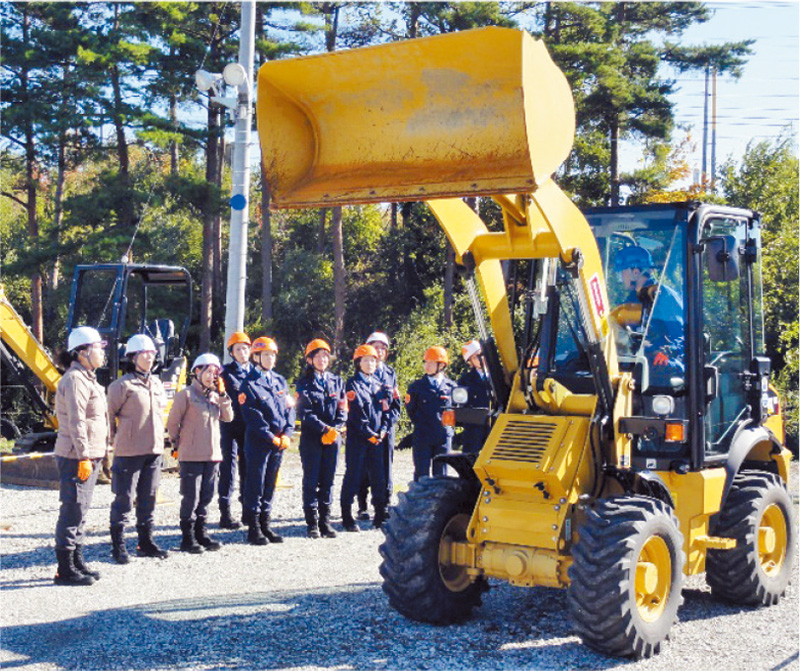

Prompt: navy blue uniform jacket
[
  {"left": 345, "top": 372, "right": 385, "bottom": 446},
  {"left": 295, "top": 372, "right": 347, "bottom": 442},
  {"left": 221, "top": 361, "right": 252, "bottom": 427},
  {"left": 405, "top": 375, "right": 456, "bottom": 444},
  {"left": 240, "top": 368, "right": 295, "bottom": 447},
  {"left": 375, "top": 363, "right": 401, "bottom": 433}
]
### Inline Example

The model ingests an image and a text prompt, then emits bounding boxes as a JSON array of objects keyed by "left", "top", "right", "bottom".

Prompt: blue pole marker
[{"left": 230, "top": 194, "right": 247, "bottom": 211}]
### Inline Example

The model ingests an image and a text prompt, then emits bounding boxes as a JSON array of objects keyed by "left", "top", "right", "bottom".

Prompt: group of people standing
[{"left": 51, "top": 325, "right": 492, "bottom": 587}]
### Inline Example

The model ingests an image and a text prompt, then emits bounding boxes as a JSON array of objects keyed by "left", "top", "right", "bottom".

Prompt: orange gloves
[
  {"left": 653, "top": 352, "right": 670, "bottom": 366},
  {"left": 171, "top": 449, "right": 179, "bottom": 460},
  {"left": 368, "top": 435, "right": 381, "bottom": 445},
  {"left": 216, "top": 377, "right": 226, "bottom": 394},
  {"left": 321, "top": 427, "right": 338, "bottom": 445},
  {"left": 272, "top": 435, "right": 282, "bottom": 447},
  {"left": 280, "top": 435, "right": 291, "bottom": 450},
  {"left": 77, "top": 459, "right": 93, "bottom": 482}
]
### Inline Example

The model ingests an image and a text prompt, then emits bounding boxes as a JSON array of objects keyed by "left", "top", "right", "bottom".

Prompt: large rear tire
[
  {"left": 568, "top": 496, "right": 685, "bottom": 659},
  {"left": 379, "top": 477, "right": 488, "bottom": 624},
  {"left": 707, "top": 470, "right": 796, "bottom": 605}
]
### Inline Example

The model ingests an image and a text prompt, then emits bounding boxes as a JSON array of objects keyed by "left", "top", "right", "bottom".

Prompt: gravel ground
[{"left": 1, "top": 450, "right": 798, "bottom": 671}]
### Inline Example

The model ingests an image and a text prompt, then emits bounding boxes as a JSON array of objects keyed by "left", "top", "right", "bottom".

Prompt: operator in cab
[{"left": 612, "top": 245, "right": 685, "bottom": 386}]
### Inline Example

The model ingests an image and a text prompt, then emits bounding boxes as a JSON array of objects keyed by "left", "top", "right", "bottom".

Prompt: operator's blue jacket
[
  {"left": 295, "top": 371, "right": 347, "bottom": 443},
  {"left": 240, "top": 368, "right": 295, "bottom": 447},
  {"left": 374, "top": 363, "right": 401, "bottom": 435},
  {"left": 457, "top": 367, "right": 491, "bottom": 454},
  {"left": 220, "top": 361, "right": 252, "bottom": 428},
  {"left": 345, "top": 372, "right": 385, "bottom": 446},
  {"left": 405, "top": 374, "right": 457, "bottom": 444}
]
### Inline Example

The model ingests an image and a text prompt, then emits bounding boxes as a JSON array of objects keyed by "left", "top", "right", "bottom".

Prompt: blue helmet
[{"left": 613, "top": 245, "right": 653, "bottom": 272}]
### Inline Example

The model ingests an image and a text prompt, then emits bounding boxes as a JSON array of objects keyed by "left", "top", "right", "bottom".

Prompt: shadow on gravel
[
  {"left": 0, "top": 583, "right": 625, "bottom": 671},
  {"left": 677, "top": 587, "right": 758, "bottom": 622}
]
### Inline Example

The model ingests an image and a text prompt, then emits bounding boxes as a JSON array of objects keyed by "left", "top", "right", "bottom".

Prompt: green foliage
[{"left": 721, "top": 137, "right": 799, "bottom": 449}]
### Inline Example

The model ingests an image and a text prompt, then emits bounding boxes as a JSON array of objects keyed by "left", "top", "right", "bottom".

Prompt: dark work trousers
[
  {"left": 218, "top": 420, "right": 247, "bottom": 507},
  {"left": 180, "top": 461, "right": 220, "bottom": 522},
  {"left": 110, "top": 454, "right": 162, "bottom": 527},
  {"left": 243, "top": 443, "right": 284, "bottom": 516},
  {"left": 341, "top": 441, "right": 386, "bottom": 511},
  {"left": 55, "top": 456, "right": 102, "bottom": 550},
  {"left": 357, "top": 428, "right": 395, "bottom": 509},
  {"left": 299, "top": 439, "right": 339, "bottom": 511},
  {"left": 412, "top": 434, "right": 452, "bottom": 481}
]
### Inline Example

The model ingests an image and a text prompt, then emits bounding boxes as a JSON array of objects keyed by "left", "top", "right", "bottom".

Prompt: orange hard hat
[
  {"left": 305, "top": 339, "right": 331, "bottom": 357},
  {"left": 227, "top": 331, "right": 251, "bottom": 349},
  {"left": 353, "top": 344, "right": 378, "bottom": 360},
  {"left": 252, "top": 336, "right": 278, "bottom": 354},
  {"left": 423, "top": 346, "right": 449, "bottom": 365}
]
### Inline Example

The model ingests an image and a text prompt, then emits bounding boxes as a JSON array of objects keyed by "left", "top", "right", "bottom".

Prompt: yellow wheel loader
[{"left": 255, "top": 27, "right": 794, "bottom": 658}]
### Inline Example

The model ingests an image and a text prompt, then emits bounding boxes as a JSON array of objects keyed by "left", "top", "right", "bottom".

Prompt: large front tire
[
  {"left": 379, "top": 477, "right": 488, "bottom": 624},
  {"left": 568, "top": 496, "right": 685, "bottom": 659},
  {"left": 707, "top": 470, "right": 796, "bottom": 605}
]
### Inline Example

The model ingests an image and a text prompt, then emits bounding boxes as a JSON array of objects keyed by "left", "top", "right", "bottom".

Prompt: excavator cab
[{"left": 66, "top": 263, "right": 192, "bottom": 399}]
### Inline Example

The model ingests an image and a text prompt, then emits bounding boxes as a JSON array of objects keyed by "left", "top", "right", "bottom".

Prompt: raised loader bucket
[{"left": 257, "top": 27, "right": 574, "bottom": 208}]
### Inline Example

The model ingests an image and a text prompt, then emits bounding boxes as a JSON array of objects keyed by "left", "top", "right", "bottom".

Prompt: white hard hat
[
  {"left": 461, "top": 339, "right": 482, "bottom": 362},
  {"left": 126, "top": 334, "right": 157, "bottom": 355},
  {"left": 68, "top": 326, "right": 104, "bottom": 352},
  {"left": 192, "top": 353, "right": 221, "bottom": 371},
  {"left": 366, "top": 331, "right": 390, "bottom": 347}
]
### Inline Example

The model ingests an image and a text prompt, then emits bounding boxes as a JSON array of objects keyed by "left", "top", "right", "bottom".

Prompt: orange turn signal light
[
  {"left": 665, "top": 422, "right": 685, "bottom": 443},
  {"left": 442, "top": 410, "right": 456, "bottom": 427}
]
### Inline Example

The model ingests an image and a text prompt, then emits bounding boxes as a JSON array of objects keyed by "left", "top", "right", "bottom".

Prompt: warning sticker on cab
[{"left": 589, "top": 273, "right": 606, "bottom": 318}]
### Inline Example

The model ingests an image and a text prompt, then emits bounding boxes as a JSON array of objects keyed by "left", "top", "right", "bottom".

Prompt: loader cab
[
  {"left": 66, "top": 263, "right": 192, "bottom": 398},
  {"left": 584, "top": 202, "right": 774, "bottom": 472}
]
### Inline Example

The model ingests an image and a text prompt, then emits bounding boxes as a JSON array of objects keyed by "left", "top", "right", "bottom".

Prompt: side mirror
[{"left": 706, "top": 235, "right": 740, "bottom": 282}]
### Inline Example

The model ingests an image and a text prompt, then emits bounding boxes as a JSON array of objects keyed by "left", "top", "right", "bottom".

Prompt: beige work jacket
[
  {"left": 54, "top": 361, "right": 109, "bottom": 460},
  {"left": 107, "top": 372, "right": 167, "bottom": 456},
  {"left": 167, "top": 380, "right": 233, "bottom": 462}
]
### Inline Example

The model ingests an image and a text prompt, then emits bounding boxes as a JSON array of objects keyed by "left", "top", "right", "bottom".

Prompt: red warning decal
[{"left": 589, "top": 273, "right": 606, "bottom": 318}]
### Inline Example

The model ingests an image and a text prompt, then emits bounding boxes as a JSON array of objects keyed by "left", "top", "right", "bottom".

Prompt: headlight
[
  {"left": 651, "top": 395, "right": 674, "bottom": 417},
  {"left": 452, "top": 387, "right": 469, "bottom": 405}
]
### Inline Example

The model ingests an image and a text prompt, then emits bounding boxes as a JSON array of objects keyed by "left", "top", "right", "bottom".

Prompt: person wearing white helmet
[
  {"left": 457, "top": 340, "right": 491, "bottom": 454},
  {"left": 53, "top": 326, "right": 108, "bottom": 586},
  {"left": 167, "top": 353, "right": 233, "bottom": 554},
  {"left": 106, "top": 333, "right": 169, "bottom": 563},
  {"left": 356, "top": 331, "right": 401, "bottom": 522}
]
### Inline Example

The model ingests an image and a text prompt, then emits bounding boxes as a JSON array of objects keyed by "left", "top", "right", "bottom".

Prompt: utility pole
[
  {"left": 701, "top": 64, "right": 709, "bottom": 186},
  {"left": 223, "top": 0, "right": 256, "bottom": 359},
  {"left": 711, "top": 66, "right": 717, "bottom": 192}
]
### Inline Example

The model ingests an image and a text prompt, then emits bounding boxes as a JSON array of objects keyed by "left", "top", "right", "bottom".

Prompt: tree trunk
[
  {"left": 443, "top": 242, "right": 455, "bottom": 328},
  {"left": 390, "top": 203, "right": 398, "bottom": 229},
  {"left": 318, "top": 209, "right": 327, "bottom": 253},
  {"left": 331, "top": 206, "right": 346, "bottom": 357},
  {"left": 169, "top": 90, "right": 178, "bottom": 175},
  {"left": 609, "top": 116, "right": 620, "bottom": 206},
  {"left": 21, "top": 7, "right": 43, "bottom": 342},
  {"left": 260, "top": 170, "right": 273, "bottom": 324},
  {"left": 212, "top": 117, "right": 225, "bottom": 337},
  {"left": 110, "top": 5, "right": 132, "bottom": 230}
]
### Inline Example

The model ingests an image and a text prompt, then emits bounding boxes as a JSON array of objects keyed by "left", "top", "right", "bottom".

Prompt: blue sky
[{"left": 626, "top": 0, "right": 799, "bottom": 182}]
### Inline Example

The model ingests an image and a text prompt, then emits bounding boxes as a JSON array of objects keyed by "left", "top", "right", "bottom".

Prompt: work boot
[
  {"left": 357, "top": 508, "right": 370, "bottom": 521},
  {"left": 54, "top": 549, "right": 94, "bottom": 586},
  {"left": 195, "top": 517, "right": 221, "bottom": 551},
  {"left": 180, "top": 520, "right": 204, "bottom": 554},
  {"left": 73, "top": 544, "right": 101, "bottom": 580},
  {"left": 136, "top": 522, "right": 169, "bottom": 559},
  {"left": 319, "top": 504, "right": 337, "bottom": 539},
  {"left": 373, "top": 506, "right": 388, "bottom": 530},
  {"left": 341, "top": 505, "right": 360, "bottom": 533},
  {"left": 219, "top": 502, "right": 241, "bottom": 530},
  {"left": 110, "top": 524, "right": 130, "bottom": 565},
  {"left": 259, "top": 512, "right": 283, "bottom": 544},
  {"left": 304, "top": 507, "right": 320, "bottom": 539},
  {"left": 247, "top": 520, "right": 268, "bottom": 546}
]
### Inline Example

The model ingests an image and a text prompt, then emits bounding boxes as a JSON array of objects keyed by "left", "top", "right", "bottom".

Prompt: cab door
[{"left": 699, "top": 211, "right": 758, "bottom": 457}]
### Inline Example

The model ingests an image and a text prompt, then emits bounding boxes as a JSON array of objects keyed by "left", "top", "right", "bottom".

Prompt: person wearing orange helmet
[
  {"left": 340, "top": 344, "right": 391, "bottom": 531},
  {"left": 217, "top": 331, "right": 252, "bottom": 529},
  {"left": 295, "top": 339, "right": 346, "bottom": 538},
  {"left": 239, "top": 336, "right": 295, "bottom": 545},
  {"left": 404, "top": 345, "right": 457, "bottom": 481}
]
